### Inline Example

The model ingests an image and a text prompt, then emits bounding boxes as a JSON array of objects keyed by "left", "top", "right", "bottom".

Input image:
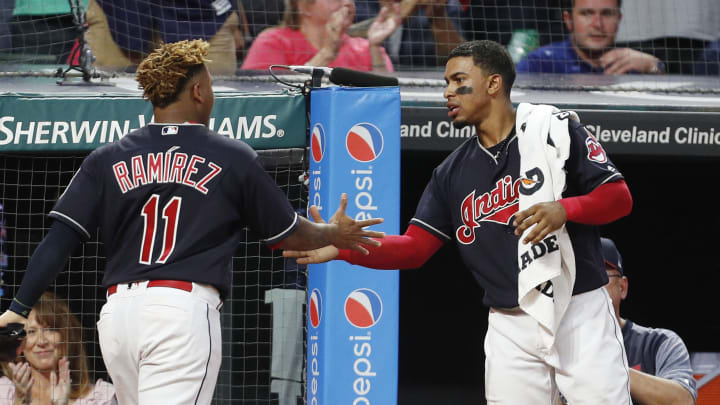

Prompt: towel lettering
[{"left": 519, "top": 235, "right": 559, "bottom": 271}]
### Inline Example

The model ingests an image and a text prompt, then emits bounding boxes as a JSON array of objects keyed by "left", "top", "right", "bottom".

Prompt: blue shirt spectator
[
  {"left": 517, "top": 38, "right": 602, "bottom": 73},
  {"left": 516, "top": 0, "right": 663, "bottom": 75}
]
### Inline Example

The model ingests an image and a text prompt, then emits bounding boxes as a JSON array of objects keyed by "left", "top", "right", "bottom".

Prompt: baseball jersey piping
[
  {"left": 48, "top": 210, "right": 91, "bottom": 239},
  {"left": 260, "top": 212, "right": 299, "bottom": 244},
  {"left": 604, "top": 290, "right": 633, "bottom": 404},
  {"left": 194, "top": 303, "right": 212, "bottom": 405},
  {"left": 475, "top": 134, "right": 518, "bottom": 164},
  {"left": 598, "top": 172, "right": 623, "bottom": 186},
  {"left": 409, "top": 218, "right": 452, "bottom": 241}
]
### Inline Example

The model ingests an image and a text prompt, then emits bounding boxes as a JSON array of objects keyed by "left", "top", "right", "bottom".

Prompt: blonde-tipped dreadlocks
[{"left": 136, "top": 39, "right": 211, "bottom": 108}]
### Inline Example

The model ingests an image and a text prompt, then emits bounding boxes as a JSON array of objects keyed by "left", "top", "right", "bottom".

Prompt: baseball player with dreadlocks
[{"left": 0, "top": 39, "right": 385, "bottom": 405}]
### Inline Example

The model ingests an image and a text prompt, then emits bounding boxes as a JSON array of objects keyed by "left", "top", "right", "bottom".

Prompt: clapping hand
[
  {"left": 368, "top": 3, "right": 402, "bottom": 46},
  {"left": 50, "top": 357, "right": 71, "bottom": 405},
  {"left": 323, "top": 2, "right": 356, "bottom": 55},
  {"left": 8, "top": 362, "right": 34, "bottom": 403}
]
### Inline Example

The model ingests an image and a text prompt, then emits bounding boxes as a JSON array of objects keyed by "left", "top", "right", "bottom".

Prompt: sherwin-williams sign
[{"left": 0, "top": 92, "right": 306, "bottom": 151}]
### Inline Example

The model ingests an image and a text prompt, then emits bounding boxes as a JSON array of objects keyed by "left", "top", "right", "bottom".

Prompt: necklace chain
[{"left": 493, "top": 136, "right": 510, "bottom": 159}]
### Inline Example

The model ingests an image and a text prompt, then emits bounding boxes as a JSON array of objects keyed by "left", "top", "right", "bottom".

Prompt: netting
[
  {"left": 0, "top": 147, "right": 309, "bottom": 404},
  {"left": 0, "top": 1, "right": 718, "bottom": 88}
]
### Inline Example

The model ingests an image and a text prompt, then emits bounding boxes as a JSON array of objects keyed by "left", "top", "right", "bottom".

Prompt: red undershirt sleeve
[
  {"left": 559, "top": 179, "right": 632, "bottom": 225},
  {"left": 336, "top": 224, "right": 444, "bottom": 269}
]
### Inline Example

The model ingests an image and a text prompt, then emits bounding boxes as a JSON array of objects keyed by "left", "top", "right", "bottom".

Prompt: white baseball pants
[
  {"left": 97, "top": 281, "right": 222, "bottom": 405},
  {"left": 484, "top": 287, "right": 631, "bottom": 404}
]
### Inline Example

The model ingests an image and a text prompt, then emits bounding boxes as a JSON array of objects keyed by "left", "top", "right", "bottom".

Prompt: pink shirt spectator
[
  {"left": 241, "top": 27, "right": 393, "bottom": 72},
  {"left": 0, "top": 377, "right": 117, "bottom": 404}
]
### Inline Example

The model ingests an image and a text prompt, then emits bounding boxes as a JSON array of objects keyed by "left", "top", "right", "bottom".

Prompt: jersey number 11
[{"left": 139, "top": 194, "right": 182, "bottom": 265}]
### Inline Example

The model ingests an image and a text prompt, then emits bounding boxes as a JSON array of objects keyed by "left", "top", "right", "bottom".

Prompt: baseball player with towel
[
  {"left": 284, "top": 40, "right": 635, "bottom": 404},
  {"left": 0, "top": 40, "right": 385, "bottom": 405}
]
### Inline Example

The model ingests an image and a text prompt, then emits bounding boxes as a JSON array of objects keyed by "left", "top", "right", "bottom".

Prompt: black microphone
[
  {"left": 286, "top": 65, "right": 333, "bottom": 76},
  {"left": 283, "top": 66, "right": 398, "bottom": 87},
  {"left": 328, "top": 67, "right": 398, "bottom": 87}
]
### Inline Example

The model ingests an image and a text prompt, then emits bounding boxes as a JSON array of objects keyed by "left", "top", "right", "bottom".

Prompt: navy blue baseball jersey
[
  {"left": 410, "top": 119, "right": 623, "bottom": 309},
  {"left": 623, "top": 320, "right": 698, "bottom": 403},
  {"left": 49, "top": 123, "right": 299, "bottom": 297}
]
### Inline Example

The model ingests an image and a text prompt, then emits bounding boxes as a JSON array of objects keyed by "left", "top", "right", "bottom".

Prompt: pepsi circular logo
[
  {"left": 310, "top": 123, "right": 326, "bottom": 163},
  {"left": 344, "top": 288, "right": 383, "bottom": 328},
  {"left": 345, "top": 123, "right": 384, "bottom": 162},
  {"left": 309, "top": 289, "right": 322, "bottom": 328}
]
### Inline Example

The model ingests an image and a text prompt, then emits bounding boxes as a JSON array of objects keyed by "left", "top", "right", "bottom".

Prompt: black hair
[
  {"left": 562, "top": 0, "right": 622, "bottom": 12},
  {"left": 448, "top": 40, "right": 516, "bottom": 96}
]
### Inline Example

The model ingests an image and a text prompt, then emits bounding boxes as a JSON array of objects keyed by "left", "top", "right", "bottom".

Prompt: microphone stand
[
  {"left": 56, "top": 0, "right": 115, "bottom": 86},
  {"left": 310, "top": 68, "right": 324, "bottom": 89}
]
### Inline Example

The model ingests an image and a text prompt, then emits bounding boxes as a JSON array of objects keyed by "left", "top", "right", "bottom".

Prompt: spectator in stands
[
  {"left": 7, "top": 0, "right": 85, "bottom": 64},
  {"left": 241, "top": 0, "right": 400, "bottom": 72},
  {"left": 613, "top": 0, "right": 720, "bottom": 75},
  {"left": 601, "top": 238, "right": 697, "bottom": 405},
  {"left": 0, "top": 292, "right": 117, "bottom": 404},
  {"left": 516, "top": 0, "right": 664, "bottom": 74},
  {"left": 85, "top": 0, "right": 244, "bottom": 75},
  {"left": 351, "top": 0, "right": 465, "bottom": 68}
]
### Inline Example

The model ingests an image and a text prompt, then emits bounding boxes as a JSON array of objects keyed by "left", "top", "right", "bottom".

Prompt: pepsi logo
[
  {"left": 311, "top": 123, "right": 326, "bottom": 163},
  {"left": 344, "top": 288, "right": 383, "bottom": 328},
  {"left": 309, "top": 288, "right": 322, "bottom": 328},
  {"left": 345, "top": 123, "right": 384, "bottom": 162}
]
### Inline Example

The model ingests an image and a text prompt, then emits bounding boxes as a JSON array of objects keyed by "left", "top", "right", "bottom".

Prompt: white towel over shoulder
[{"left": 515, "top": 102, "right": 578, "bottom": 349}]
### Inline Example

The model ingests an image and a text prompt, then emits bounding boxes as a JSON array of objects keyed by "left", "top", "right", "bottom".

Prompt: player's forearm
[
  {"left": 338, "top": 224, "right": 443, "bottom": 269},
  {"left": 307, "top": 48, "right": 337, "bottom": 68},
  {"left": 370, "top": 45, "right": 390, "bottom": 72},
  {"left": 559, "top": 180, "right": 632, "bottom": 225},
  {"left": 347, "top": 17, "right": 374, "bottom": 38},
  {"left": 9, "top": 221, "right": 81, "bottom": 317},
  {"left": 429, "top": 14, "right": 465, "bottom": 59},
  {"left": 628, "top": 369, "right": 696, "bottom": 405},
  {"left": 277, "top": 218, "right": 334, "bottom": 251}
]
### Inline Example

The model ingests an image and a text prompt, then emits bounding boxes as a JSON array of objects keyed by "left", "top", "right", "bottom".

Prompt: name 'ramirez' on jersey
[
  {"left": 48, "top": 123, "right": 299, "bottom": 298},
  {"left": 410, "top": 119, "right": 623, "bottom": 309}
]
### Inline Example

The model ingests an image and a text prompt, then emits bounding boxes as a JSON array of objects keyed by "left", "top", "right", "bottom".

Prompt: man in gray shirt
[{"left": 602, "top": 237, "right": 697, "bottom": 405}]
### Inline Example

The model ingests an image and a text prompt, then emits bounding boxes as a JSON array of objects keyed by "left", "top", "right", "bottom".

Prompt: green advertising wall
[{"left": 0, "top": 92, "right": 306, "bottom": 152}]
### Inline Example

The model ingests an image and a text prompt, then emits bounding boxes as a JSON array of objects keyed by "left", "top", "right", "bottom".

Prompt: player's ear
[
  {"left": 563, "top": 10, "right": 573, "bottom": 32},
  {"left": 487, "top": 74, "right": 502, "bottom": 97},
  {"left": 620, "top": 276, "right": 628, "bottom": 300},
  {"left": 190, "top": 82, "right": 202, "bottom": 103}
]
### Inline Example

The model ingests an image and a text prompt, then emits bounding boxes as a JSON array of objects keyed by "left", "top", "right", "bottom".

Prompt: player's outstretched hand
[
  {"left": 283, "top": 245, "right": 340, "bottom": 265},
  {"left": 513, "top": 201, "right": 567, "bottom": 245},
  {"left": 324, "top": 193, "right": 385, "bottom": 254}
]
